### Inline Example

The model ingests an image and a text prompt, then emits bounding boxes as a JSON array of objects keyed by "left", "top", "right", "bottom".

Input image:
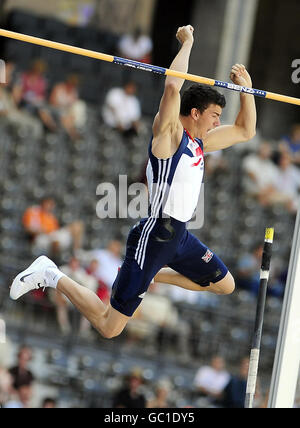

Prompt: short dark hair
[
  {"left": 42, "top": 397, "right": 57, "bottom": 407},
  {"left": 180, "top": 84, "right": 226, "bottom": 116}
]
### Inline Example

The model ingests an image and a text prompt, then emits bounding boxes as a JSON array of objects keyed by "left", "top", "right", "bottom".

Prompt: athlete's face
[{"left": 199, "top": 104, "right": 222, "bottom": 136}]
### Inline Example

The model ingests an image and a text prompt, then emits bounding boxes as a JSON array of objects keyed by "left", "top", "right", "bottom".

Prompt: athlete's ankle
[{"left": 45, "top": 267, "right": 65, "bottom": 289}]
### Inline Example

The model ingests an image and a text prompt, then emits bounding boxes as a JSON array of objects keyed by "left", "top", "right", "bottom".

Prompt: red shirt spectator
[
  {"left": 14, "top": 60, "right": 48, "bottom": 107},
  {"left": 86, "top": 259, "right": 110, "bottom": 303}
]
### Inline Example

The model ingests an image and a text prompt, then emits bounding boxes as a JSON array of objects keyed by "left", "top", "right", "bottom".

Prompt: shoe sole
[{"left": 10, "top": 256, "right": 55, "bottom": 300}]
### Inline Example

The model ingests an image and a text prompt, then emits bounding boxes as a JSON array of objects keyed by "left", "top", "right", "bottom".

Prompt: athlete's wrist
[{"left": 182, "top": 39, "right": 194, "bottom": 48}]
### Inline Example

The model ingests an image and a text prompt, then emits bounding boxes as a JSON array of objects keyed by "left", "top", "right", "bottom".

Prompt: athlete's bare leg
[
  {"left": 57, "top": 276, "right": 130, "bottom": 339},
  {"left": 154, "top": 268, "right": 235, "bottom": 295}
]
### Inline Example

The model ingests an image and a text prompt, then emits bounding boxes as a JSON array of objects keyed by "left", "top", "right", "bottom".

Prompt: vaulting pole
[{"left": 0, "top": 29, "right": 299, "bottom": 106}]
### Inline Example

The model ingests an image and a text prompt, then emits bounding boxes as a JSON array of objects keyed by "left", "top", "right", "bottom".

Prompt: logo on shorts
[{"left": 202, "top": 249, "right": 213, "bottom": 263}]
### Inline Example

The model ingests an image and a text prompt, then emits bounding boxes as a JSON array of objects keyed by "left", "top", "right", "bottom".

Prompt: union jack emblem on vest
[{"left": 202, "top": 249, "right": 213, "bottom": 263}]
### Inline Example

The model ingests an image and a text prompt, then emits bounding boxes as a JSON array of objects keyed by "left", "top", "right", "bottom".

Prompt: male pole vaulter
[{"left": 10, "top": 26, "right": 256, "bottom": 339}]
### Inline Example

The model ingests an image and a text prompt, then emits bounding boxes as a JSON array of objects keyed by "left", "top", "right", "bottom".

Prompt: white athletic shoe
[{"left": 10, "top": 256, "right": 57, "bottom": 300}]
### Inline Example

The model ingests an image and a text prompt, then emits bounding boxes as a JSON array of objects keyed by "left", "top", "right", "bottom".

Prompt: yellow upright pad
[{"left": 265, "top": 228, "right": 274, "bottom": 243}]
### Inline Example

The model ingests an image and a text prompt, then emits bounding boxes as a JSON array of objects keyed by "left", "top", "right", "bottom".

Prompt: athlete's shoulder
[{"left": 151, "top": 122, "right": 184, "bottom": 160}]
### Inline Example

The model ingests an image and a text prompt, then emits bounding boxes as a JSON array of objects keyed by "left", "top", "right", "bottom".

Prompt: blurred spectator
[
  {"left": 118, "top": 27, "right": 153, "bottom": 64},
  {"left": 41, "top": 397, "right": 57, "bottom": 408},
  {"left": 0, "top": 366, "right": 13, "bottom": 407},
  {"left": 3, "top": 383, "right": 33, "bottom": 408},
  {"left": 268, "top": 263, "right": 287, "bottom": 299},
  {"left": 52, "top": 257, "right": 98, "bottom": 336},
  {"left": 126, "top": 283, "right": 190, "bottom": 360},
  {"left": 102, "top": 81, "right": 142, "bottom": 138},
  {"left": 112, "top": 367, "right": 146, "bottom": 408},
  {"left": 92, "top": 239, "right": 123, "bottom": 290},
  {"left": 12, "top": 59, "right": 57, "bottom": 132},
  {"left": 49, "top": 74, "right": 87, "bottom": 141},
  {"left": 85, "top": 258, "right": 110, "bottom": 304},
  {"left": 160, "top": 279, "right": 199, "bottom": 306},
  {"left": 205, "top": 151, "right": 228, "bottom": 177},
  {"left": 242, "top": 141, "right": 278, "bottom": 204},
  {"left": 236, "top": 242, "right": 286, "bottom": 298},
  {"left": 0, "top": 61, "right": 43, "bottom": 137},
  {"left": 279, "top": 123, "right": 300, "bottom": 165},
  {"left": 193, "top": 355, "right": 230, "bottom": 406},
  {"left": 273, "top": 152, "right": 300, "bottom": 213},
  {"left": 243, "top": 142, "right": 294, "bottom": 211},
  {"left": 235, "top": 242, "right": 263, "bottom": 295},
  {"left": 9, "top": 345, "right": 35, "bottom": 391},
  {"left": 22, "top": 197, "right": 84, "bottom": 261},
  {"left": 220, "top": 357, "right": 261, "bottom": 408},
  {"left": 147, "top": 379, "right": 172, "bottom": 408}
]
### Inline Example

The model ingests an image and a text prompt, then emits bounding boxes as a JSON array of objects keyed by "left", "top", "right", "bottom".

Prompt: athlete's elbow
[
  {"left": 164, "top": 81, "right": 180, "bottom": 95},
  {"left": 242, "top": 129, "right": 256, "bottom": 142}
]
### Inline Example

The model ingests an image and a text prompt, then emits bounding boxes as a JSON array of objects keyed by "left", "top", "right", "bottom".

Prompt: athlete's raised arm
[
  {"left": 152, "top": 25, "right": 194, "bottom": 159},
  {"left": 203, "top": 64, "right": 257, "bottom": 152}
]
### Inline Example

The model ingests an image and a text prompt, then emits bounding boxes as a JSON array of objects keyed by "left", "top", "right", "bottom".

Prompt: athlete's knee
[
  {"left": 209, "top": 273, "right": 235, "bottom": 296},
  {"left": 99, "top": 325, "right": 125, "bottom": 340},
  {"left": 101, "top": 330, "right": 120, "bottom": 340}
]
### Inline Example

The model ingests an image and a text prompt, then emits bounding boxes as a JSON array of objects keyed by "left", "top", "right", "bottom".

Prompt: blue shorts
[{"left": 110, "top": 218, "right": 228, "bottom": 317}]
